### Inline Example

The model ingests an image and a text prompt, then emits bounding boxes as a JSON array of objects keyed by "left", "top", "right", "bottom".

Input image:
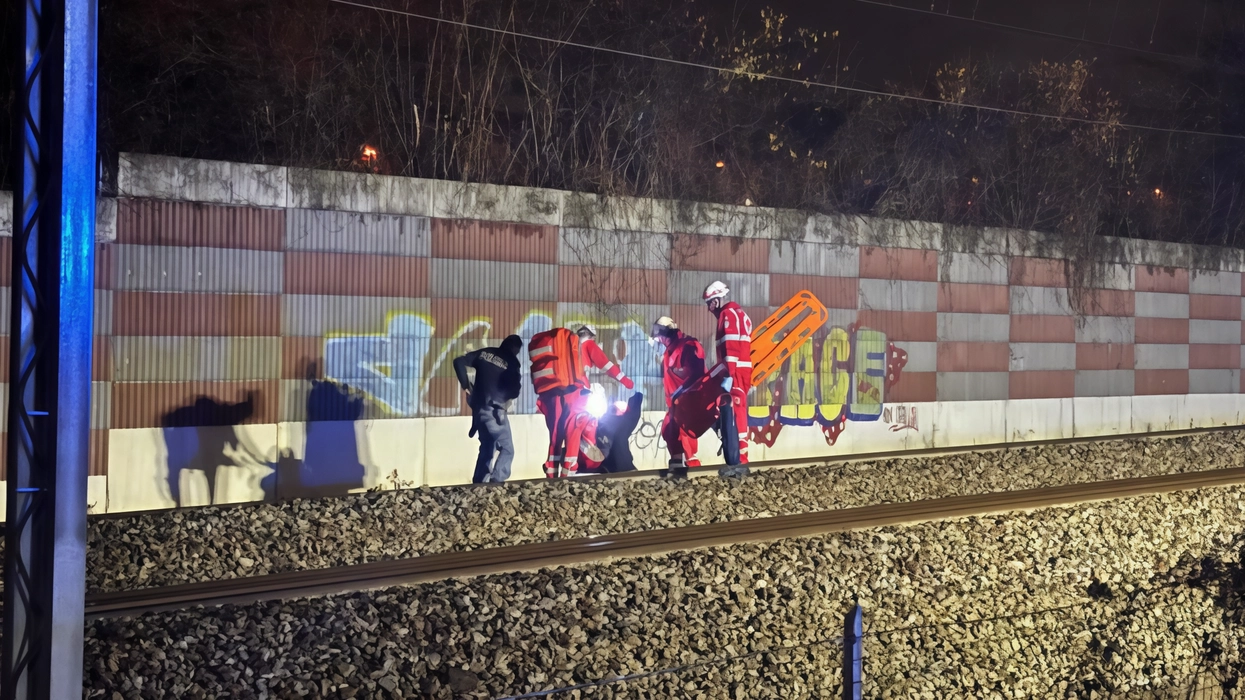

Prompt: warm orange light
[
  {"left": 362, "top": 145, "right": 379, "bottom": 160},
  {"left": 715, "top": 160, "right": 725, "bottom": 168},
  {"left": 1154, "top": 187, "right": 1163, "bottom": 197},
  {"left": 971, "top": 177, "right": 979, "bottom": 184}
]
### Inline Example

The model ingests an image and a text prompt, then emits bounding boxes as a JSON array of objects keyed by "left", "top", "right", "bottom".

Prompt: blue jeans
[{"left": 473, "top": 405, "right": 514, "bottom": 483}]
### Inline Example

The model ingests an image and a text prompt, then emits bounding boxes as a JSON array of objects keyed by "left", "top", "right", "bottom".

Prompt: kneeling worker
[
  {"left": 453, "top": 335, "right": 523, "bottom": 484},
  {"left": 651, "top": 316, "right": 706, "bottom": 476}
]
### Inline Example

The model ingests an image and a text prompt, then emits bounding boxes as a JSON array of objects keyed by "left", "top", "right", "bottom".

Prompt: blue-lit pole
[
  {"left": 4, "top": 0, "right": 97, "bottom": 695},
  {"left": 842, "top": 604, "right": 863, "bottom": 700}
]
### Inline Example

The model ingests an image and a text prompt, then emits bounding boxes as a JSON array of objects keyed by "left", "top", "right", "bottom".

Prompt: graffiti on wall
[
  {"left": 748, "top": 325, "right": 909, "bottom": 447},
  {"left": 323, "top": 312, "right": 908, "bottom": 450},
  {"left": 324, "top": 312, "right": 662, "bottom": 417}
]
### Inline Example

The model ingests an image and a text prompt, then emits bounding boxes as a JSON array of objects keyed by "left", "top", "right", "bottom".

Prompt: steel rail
[
  {"left": 77, "top": 423, "right": 1245, "bottom": 524},
  {"left": 85, "top": 457, "right": 1245, "bottom": 619}
]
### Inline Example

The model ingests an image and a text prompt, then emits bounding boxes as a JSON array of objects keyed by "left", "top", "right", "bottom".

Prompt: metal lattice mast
[{"left": 3, "top": 0, "right": 97, "bottom": 697}]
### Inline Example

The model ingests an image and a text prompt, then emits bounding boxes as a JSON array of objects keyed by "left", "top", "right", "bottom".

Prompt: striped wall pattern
[{"left": 7, "top": 191, "right": 1245, "bottom": 479}]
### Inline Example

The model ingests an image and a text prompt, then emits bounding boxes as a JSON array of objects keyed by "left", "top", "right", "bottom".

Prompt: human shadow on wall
[
  {"left": 271, "top": 362, "right": 367, "bottom": 501},
  {"left": 162, "top": 392, "right": 263, "bottom": 507}
]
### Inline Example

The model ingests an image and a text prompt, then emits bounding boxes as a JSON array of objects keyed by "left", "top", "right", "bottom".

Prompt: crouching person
[{"left": 453, "top": 335, "right": 523, "bottom": 483}]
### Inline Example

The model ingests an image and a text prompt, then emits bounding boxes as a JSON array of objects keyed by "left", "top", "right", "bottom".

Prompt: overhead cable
[{"left": 328, "top": 0, "right": 1245, "bottom": 142}]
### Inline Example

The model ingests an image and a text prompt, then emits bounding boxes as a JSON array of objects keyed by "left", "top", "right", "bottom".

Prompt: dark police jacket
[{"left": 453, "top": 347, "right": 521, "bottom": 410}]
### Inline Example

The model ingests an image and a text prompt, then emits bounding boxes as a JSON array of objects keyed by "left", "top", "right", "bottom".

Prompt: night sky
[{"left": 748, "top": 0, "right": 1242, "bottom": 121}]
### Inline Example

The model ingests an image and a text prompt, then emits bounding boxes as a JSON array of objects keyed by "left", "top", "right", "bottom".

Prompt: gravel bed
[
  {"left": 84, "top": 430, "right": 1245, "bottom": 593},
  {"left": 85, "top": 484, "right": 1245, "bottom": 698}
]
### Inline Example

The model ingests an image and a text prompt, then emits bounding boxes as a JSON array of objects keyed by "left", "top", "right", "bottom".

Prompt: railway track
[{"left": 85, "top": 431, "right": 1245, "bottom": 619}]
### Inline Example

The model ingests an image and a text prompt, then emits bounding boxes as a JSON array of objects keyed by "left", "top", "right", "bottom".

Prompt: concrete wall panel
[
  {"left": 112, "top": 245, "right": 283, "bottom": 293},
  {"left": 430, "top": 259, "right": 559, "bottom": 301},
  {"left": 936, "top": 372, "right": 1009, "bottom": 401},
  {"left": 939, "top": 252, "right": 1010, "bottom": 285},
  {"left": 1074, "top": 370, "right": 1135, "bottom": 397},
  {"left": 667, "top": 270, "right": 769, "bottom": 307},
  {"left": 1075, "top": 316, "right": 1135, "bottom": 344},
  {"left": 1189, "top": 270, "right": 1241, "bottom": 296},
  {"left": 1135, "top": 344, "right": 1190, "bottom": 370},
  {"left": 767, "top": 240, "right": 859, "bottom": 277},
  {"left": 285, "top": 209, "right": 430, "bottom": 257},
  {"left": 1009, "top": 343, "right": 1076, "bottom": 372},
  {"left": 859, "top": 279, "right": 939, "bottom": 312},
  {"left": 281, "top": 295, "right": 431, "bottom": 337},
  {"left": 1009, "top": 286, "right": 1074, "bottom": 316},
  {"left": 1135, "top": 292, "right": 1190, "bottom": 319},
  {"left": 1189, "top": 369, "right": 1240, "bottom": 394},
  {"left": 937, "top": 313, "right": 1010, "bottom": 342},
  {"left": 560, "top": 228, "right": 671, "bottom": 269},
  {"left": 1189, "top": 319, "right": 1242, "bottom": 345}
]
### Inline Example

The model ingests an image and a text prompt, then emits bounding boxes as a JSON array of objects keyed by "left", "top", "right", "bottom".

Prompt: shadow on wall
[
  {"left": 274, "top": 364, "right": 367, "bottom": 500},
  {"left": 160, "top": 365, "right": 367, "bottom": 507},
  {"left": 161, "top": 392, "right": 262, "bottom": 507}
]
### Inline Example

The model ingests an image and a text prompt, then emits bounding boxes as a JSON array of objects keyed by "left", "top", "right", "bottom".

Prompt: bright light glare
[
  {"left": 613, "top": 401, "right": 628, "bottom": 414},
  {"left": 585, "top": 384, "right": 608, "bottom": 419}
]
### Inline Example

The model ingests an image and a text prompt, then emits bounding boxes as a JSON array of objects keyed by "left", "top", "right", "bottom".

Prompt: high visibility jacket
[
  {"left": 581, "top": 338, "right": 632, "bottom": 387},
  {"left": 710, "top": 301, "right": 753, "bottom": 382},
  {"left": 662, "top": 331, "right": 706, "bottom": 405}
]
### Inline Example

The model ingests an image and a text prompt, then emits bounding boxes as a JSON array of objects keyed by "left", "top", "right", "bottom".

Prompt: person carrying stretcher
[
  {"left": 704, "top": 281, "right": 753, "bottom": 466},
  {"left": 650, "top": 316, "right": 706, "bottom": 478}
]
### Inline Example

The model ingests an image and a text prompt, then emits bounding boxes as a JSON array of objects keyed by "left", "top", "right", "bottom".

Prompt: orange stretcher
[
  {"left": 670, "top": 290, "right": 829, "bottom": 437},
  {"left": 749, "top": 290, "right": 829, "bottom": 387}
]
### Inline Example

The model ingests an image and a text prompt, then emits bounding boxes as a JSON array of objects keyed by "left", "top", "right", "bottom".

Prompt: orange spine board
[{"left": 749, "top": 291, "right": 828, "bottom": 386}]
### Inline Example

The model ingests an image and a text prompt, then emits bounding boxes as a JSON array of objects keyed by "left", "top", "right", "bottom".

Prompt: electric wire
[
  {"left": 326, "top": 0, "right": 1245, "bottom": 142},
  {"left": 849, "top": 0, "right": 1210, "bottom": 66}
]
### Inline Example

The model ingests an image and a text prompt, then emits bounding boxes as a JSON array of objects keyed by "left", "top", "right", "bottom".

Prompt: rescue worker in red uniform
[
  {"left": 704, "top": 281, "right": 753, "bottom": 465},
  {"left": 651, "top": 316, "right": 706, "bottom": 476},
  {"left": 578, "top": 325, "right": 634, "bottom": 391},
  {"left": 537, "top": 325, "right": 634, "bottom": 478}
]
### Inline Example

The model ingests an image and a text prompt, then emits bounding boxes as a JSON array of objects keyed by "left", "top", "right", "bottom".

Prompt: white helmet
[
  {"left": 575, "top": 324, "right": 597, "bottom": 338},
  {"left": 703, "top": 281, "right": 730, "bottom": 303},
  {"left": 650, "top": 316, "right": 678, "bottom": 337}
]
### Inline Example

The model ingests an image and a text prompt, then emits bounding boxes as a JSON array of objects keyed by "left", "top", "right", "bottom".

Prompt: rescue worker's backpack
[{"left": 529, "top": 328, "right": 586, "bottom": 395}]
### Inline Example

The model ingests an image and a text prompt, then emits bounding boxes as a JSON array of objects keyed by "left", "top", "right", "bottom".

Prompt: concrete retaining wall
[{"left": 4, "top": 153, "right": 1245, "bottom": 517}]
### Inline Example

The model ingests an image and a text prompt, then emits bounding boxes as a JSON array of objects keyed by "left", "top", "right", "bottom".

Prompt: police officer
[{"left": 453, "top": 335, "right": 523, "bottom": 483}]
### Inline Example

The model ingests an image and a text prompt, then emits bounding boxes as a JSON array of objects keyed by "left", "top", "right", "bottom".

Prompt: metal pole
[
  {"left": 4, "top": 0, "right": 97, "bottom": 695},
  {"left": 842, "top": 604, "right": 863, "bottom": 700}
]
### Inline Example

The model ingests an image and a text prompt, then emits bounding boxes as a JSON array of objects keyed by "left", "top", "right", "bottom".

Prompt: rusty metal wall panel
[
  {"left": 110, "top": 379, "right": 279, "bottom": 430},
  {"left": 112, "top": 337, "right": 281, "bottom": 382},
  {"left": 430, "top": 218, "right": 559, "bottom": 264},
  {"left": 670, "top": 233, "right": 770, "bottom": 274},
  {"left": 117, "top": 198, "right": 284, "bottom": 250},
  {"left": 284, "top": 251, "right": 428, "bottom": 298}
]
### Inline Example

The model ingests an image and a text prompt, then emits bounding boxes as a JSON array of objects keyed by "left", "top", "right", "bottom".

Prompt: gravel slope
[
  {"left": 83, "top": 431, "right": 1245, "bottom": 593},
  {"left": 85, "top": 484, "right": 1245, "bottom": 698}
]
